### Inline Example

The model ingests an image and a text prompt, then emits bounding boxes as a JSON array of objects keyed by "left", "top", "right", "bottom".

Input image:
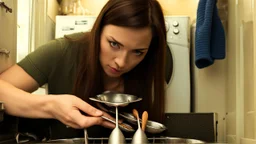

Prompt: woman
[{"left": 0, "top": 0, "right": 166, "bottom": 140}]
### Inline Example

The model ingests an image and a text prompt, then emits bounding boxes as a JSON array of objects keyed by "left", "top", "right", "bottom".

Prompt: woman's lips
[{"left": 109, "top": 66, "right": 120, "bottom": 74}]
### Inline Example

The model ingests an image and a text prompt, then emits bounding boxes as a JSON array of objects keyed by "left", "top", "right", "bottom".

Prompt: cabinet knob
[{"left": 0, "top": 49, "right": 10, "bottom": 57}]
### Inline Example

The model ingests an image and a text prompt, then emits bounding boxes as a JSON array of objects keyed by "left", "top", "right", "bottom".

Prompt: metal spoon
[
  {"left": 108, "top": 106, "right": 126, "bottom": 144},
  {"left": 101, "top": 116, "right": 135, "bottom": 132},
  {"left": 131, "top": 109, "right": 148, "bottom": 144}
]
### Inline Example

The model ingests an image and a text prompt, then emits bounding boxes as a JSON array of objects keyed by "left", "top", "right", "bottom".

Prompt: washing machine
[{"left": 164, "top": 16, "right": 191, "bottom": 113}]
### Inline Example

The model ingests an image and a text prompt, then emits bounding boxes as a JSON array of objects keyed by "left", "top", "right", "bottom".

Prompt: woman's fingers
[
  {"left": 74, "top": 97, "right": 103, "bottom": 117},
  {"left": 51, "top": 95, "right": 117, "bottom": 129},
  {"left": 67, "top": 110, "right": 115, "bottom": 129},
  {"left": 69, "top": 110, "right": 102, "bottom": 128},
  {"left": 101, "top": 119, "right": 116, "bottom": 129}
]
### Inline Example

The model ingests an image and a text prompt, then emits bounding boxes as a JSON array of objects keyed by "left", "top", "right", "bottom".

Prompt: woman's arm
[
  {"left": 0, "top": 65, "right": 114, "bottom": 129},
  {"left": 0, "top": 64, "right": 39, "bottom": 92},
  {"left": 0, "top": 78, "right": 51, "bottom": 118},
  {"left": 0, "top": 64, "right": 45, "bottom": 117}
]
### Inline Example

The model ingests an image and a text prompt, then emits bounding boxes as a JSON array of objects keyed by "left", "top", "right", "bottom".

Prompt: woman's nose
[{"left": 115, "top": 54, "right": 128, "bottom": 69}]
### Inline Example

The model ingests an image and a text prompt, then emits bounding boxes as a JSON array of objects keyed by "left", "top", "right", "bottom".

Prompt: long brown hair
[{"left": 73, "top": 0, "right": 166, "bottom": 122}]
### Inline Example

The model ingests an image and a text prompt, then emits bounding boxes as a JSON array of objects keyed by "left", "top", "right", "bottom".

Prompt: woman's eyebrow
[
  {"left": 109, "top": 36, "right": 149, "bottom": 50},
  {"left": 109, "top": 36, "right": 124, "bottom": 47}
]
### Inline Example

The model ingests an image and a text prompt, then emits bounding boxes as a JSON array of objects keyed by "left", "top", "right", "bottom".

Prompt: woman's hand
[{"left": 48, "top": 94, "right": 116, "bottom": 129}]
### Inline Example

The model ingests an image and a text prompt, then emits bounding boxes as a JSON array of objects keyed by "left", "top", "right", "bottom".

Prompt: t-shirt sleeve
[{"left": 17, "top": 39, "right": 67, "bottom": 86}]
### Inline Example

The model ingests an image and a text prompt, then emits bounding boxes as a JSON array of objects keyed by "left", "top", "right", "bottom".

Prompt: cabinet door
[{"left": 0, "top": 0, "right": 17, "bottom": 73}]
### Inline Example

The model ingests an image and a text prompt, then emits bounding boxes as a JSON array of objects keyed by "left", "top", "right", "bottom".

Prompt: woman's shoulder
[
  {"left": 57, "top": 32, "right": 90, "bottom": 51},
  {"left": 63, "top": 32, "right": 86, "bottom": 40}
]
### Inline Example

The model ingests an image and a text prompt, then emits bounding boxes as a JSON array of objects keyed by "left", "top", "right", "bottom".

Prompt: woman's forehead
[{"left": 101, "top": 25, "right": 152, "bottom": 48}]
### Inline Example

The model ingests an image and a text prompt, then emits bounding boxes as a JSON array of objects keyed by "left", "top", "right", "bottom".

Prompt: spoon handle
[
  {"left": 132, "top": 109, "right": 139, "bottom": 119},
  {"left": 84, "top": 129, "right": 88, "bottom": 144},
  {"left": 132, "top": 109, "right": 141, "bottom": 129},
  {"left": 141, "top": 111, "right": 148, "bottom": 131},
  {"left": 115, "top": 106, "right": 118, "bottom": 128}
]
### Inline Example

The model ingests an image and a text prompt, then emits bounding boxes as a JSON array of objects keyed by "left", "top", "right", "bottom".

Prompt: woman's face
[{"left": 100, "top": 25, "right": 152, "bottom": 78}]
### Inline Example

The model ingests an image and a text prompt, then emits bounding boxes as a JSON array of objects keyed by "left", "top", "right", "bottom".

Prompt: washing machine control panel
[
  {"left": 164, "top": 16, "right": 190, "bottom": 47},
  {"left": 172, "top": 21, "right": 179, "bottom": 27},
  {"left": 173, "top": 28, "right": 180, "bottom": 34}
]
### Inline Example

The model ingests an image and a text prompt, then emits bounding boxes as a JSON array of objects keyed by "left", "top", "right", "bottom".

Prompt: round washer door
[
  {"left": 165, "top": 43, "right": 191, "bottom": 113},
  {"left": 165, "top": 44, "right": 173, "bottom": 84}
]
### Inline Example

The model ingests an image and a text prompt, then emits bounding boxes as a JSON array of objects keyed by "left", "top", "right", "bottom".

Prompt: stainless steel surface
[
  {"left": 108, "top": 107, "right": 126, "bottom": 144},
  {"left": 89, "top": 91, "right": 142, "bottom": 107},
  {"left": 131, "top": 109, "right": 148, "bottom": 144},
  {"left": 119, "top": 112, "right": 167, "bottom": 134},
  {"left": 45, "top": 137, "right": 207, "bottom": 143},
  {"left": 162, "top": 137, "right": 205, "bottom": 143},
  {"left": 101, "top": 116, "right": 135, "bottom": 132}
]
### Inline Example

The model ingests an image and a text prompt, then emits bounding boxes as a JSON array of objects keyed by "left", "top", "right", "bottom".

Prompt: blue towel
[{"left": 195, "top": 0, "right": 226, "bottom": 69}]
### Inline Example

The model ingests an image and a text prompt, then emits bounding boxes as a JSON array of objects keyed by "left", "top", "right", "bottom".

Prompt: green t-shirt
[
  {"left": 18, "top": 33, "right": 82, "bottom": 94},
  {"left": 17, "top": 33, "right": 113, "bottom": 140}
]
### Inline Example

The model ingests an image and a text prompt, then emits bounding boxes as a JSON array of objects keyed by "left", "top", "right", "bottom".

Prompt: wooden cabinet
[
  {"left": 0, "top": 1, "right": 18, "bottom": 142},
  {"left": 0, "top": 0, "right": 17, "bottom": 73}
]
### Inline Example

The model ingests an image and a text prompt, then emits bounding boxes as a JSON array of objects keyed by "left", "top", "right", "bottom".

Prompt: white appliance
[
  {"left": 55, "top": 16, "right": 97, "bottom": 39},
  {"left": 164, "top": 16, "right": 190, "bottom": 113},
  {"left": 55, "top": 16, "right": 191, "bottom": 113}
]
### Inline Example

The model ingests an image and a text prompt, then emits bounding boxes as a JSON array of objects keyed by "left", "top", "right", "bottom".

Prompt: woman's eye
[
  {"left": 134, "top": 50, "right": 143, "bottom": 56},
  {"left": 109, "top": 41, "right": 119, "bottom": 48}
]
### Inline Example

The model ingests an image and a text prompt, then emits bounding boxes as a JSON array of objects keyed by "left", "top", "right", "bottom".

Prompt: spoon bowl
[{"left": 90, "top": 91, "right": 142, "bottom": 107}]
